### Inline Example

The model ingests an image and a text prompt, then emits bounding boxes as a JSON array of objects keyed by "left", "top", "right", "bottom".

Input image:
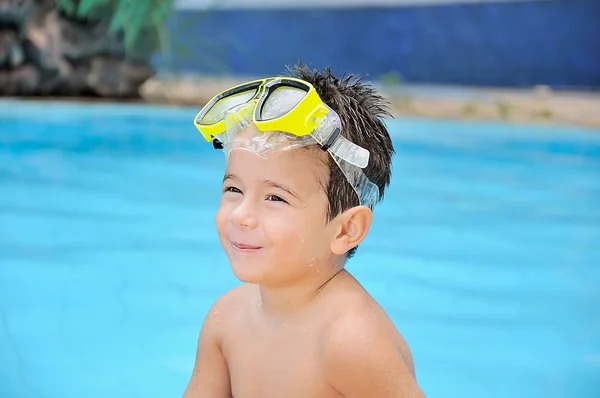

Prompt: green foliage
[
  {"left": 56, "top": 0, "right": 77, "bottom": 14},
  {"left": 55, "top": 0, "right": 174, "bottom": 53}
]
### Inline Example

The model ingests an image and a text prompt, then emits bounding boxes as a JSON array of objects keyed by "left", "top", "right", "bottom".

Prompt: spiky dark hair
[{"left": 286, "top": 62, "right": 395, "bottom": 259}]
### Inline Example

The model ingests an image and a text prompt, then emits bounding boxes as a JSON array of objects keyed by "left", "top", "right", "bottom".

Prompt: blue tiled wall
[{"left": 159, "top": 0, "right": 600, "bottom": 88}]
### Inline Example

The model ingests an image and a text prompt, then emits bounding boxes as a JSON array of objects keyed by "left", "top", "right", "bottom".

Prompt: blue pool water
[{"left": 0, "top": 99, "right": 599, "bottom": 398}]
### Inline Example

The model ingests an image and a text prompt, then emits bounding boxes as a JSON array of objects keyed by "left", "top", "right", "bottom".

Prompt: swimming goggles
[{"left": 193, "top": 76, "right": 380, "bottom": 209}]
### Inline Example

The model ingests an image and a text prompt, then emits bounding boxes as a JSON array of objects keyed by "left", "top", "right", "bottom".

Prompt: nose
[{"left": 228, "top": 197, "right": 259, "bottom": 230}]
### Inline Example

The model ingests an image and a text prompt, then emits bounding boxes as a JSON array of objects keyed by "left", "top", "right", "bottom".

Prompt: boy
[{"left": 183, "top": 63, "right": 426, "bottom": 398}]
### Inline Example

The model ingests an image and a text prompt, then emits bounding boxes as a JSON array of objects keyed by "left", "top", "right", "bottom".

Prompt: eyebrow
[
  {"left": 264, "top": 180, "right": 300, "bottom": 199},
  {"left": 223, "top": 173, "right": 300, "bottom": 199},
  {"left": 223, "top": 173, "right": 237, "bottom": 182}
]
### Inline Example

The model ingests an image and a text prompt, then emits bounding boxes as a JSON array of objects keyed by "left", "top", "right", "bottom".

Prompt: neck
[{"left": 258, "top": 265, "right": 345, "bottom": 318}]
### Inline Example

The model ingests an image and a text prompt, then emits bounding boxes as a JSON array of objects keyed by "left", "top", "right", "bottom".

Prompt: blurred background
[{"left": 1, "top": 0, "right": 599, "bottom": 397}]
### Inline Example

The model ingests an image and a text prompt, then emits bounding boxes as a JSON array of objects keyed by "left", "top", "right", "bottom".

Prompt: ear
[{"left": 330, "top": 206, "right": 373, "bottom": 256}]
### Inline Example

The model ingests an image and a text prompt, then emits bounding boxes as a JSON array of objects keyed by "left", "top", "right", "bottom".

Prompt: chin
[{"left": 228, "top": 256, "right": 272, "bottom": 285}]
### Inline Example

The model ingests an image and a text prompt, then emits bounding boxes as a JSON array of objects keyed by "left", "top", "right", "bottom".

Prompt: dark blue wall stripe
[{"left": 156, "top": 0, "right": 600, "bottom": 88}]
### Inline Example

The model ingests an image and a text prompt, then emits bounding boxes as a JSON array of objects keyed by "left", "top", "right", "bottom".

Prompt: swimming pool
[{"left": 0, "top": 99, "right": 598, "bottom": 398}]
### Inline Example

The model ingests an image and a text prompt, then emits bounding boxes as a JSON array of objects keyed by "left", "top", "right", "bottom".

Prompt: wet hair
[{"left": 286, "top": 62, "right": 395, "bottom": 259}]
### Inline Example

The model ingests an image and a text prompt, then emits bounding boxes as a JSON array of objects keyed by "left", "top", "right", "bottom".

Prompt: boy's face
[{"left": 215, "top": 145, "right": 338, "bottom": 286}]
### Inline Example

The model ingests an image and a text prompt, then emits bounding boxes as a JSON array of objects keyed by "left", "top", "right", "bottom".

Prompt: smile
[{"left": 231, "top": 241, "right": 262, "bottom": 252}]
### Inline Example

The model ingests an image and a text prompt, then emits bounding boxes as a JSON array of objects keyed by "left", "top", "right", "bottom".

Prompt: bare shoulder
[
  {"left": 209, "top": 283, "right": 255, "bottom": 315},
  {"left": 202, "top": 283, "right": 255, "bottom": 336},
  {"left": 321, "top": 287, "right": 425, "bottom": 397}
]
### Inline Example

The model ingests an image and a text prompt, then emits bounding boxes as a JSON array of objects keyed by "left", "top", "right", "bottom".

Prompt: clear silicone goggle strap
[
  {"left": 311, "top": 107, "right": 379, "bottom": 210},
  {"left": 311, "top": 111, "right": 379, "bottom": 207},
  {"left": 330, "top": 152, "right": 380, "bottom": 209},
  {"left": 310, "top": 109, "right": 370, "bottom": 169}
]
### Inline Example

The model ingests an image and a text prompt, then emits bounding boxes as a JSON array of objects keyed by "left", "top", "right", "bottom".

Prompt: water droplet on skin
[{"left": 211, "top": 310, "right": 220, "bottom": 323}]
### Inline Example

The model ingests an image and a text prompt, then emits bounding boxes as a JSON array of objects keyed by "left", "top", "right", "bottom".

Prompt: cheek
[
  {"left": 265, "top": 211, "right": 325, "bottom": 255},
  {"left": 214, "top": 201, "right": 230, "bottom": 234}
]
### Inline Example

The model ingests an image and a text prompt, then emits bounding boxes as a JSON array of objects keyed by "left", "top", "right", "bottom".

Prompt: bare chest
[{"left": 224, "top": 325, "right": 339, "bottom": 398}]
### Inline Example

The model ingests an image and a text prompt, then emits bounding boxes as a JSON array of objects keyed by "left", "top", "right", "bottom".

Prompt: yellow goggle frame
[{"left": 193, "top": 76, "right": 335, "bottom": 146}]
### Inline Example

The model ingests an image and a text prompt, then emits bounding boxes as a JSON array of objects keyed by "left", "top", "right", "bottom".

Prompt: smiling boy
[{"left": 183, "top": 63, "right": 426, "bottom": 398}]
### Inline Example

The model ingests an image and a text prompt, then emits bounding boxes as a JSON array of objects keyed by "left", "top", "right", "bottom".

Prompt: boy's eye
[
  {"left": 224, "top": 186, "right": 242, "bottom": 194},
  {"left": 267, "top": 194, "right": 288, "bottom": 204}
]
